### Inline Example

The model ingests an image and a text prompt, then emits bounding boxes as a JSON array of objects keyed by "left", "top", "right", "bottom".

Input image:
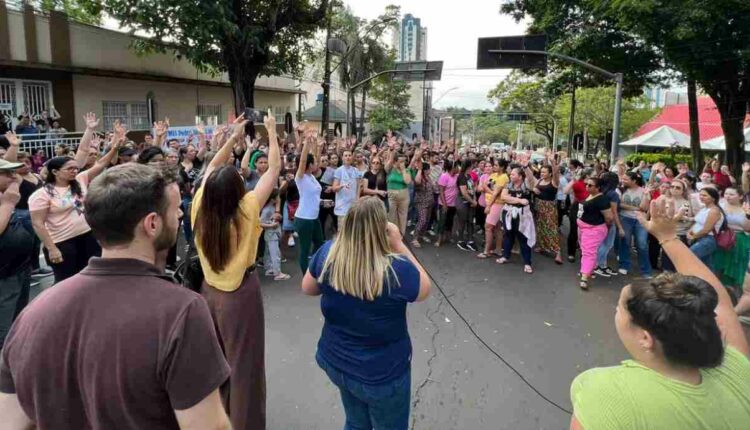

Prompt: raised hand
[
  {"left": 196, "top": 122, "right": 206, "bottom": 135},
  {"left": 263, "top": 110, "right": 276, "bottom": 131},
  {"left": 742, "top": 162, "right": 750, "bottom": 174},
  {"left": 4, "top": 131, "right": 19, "bottom": 147},
  {"left": 90, "top": 133, "right": 102, "bottom": 150},
  {"left": 83, "top": 112, "right": 100, "bottom": 130},
  {"left": 154, "top": 120, "right": 168, "bottom": 137},
  {"left": 638, "top": 198, "right": 677, "bottom": 242},
  {"left": 0, "top": 175, "right": 21, "bottom": 206},
  {"left": 231, "top": 113, "right": 248, "bottom": 140}
]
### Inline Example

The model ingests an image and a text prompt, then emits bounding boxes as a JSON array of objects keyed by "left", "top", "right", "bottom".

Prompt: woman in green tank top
[{"left": 570, "top": 199, "right": 750, "bottom": 430}]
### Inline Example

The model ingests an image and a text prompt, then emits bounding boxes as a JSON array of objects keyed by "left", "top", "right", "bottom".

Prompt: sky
[{"left": 344, "top": 0, "right": 529, "bottom": 110}]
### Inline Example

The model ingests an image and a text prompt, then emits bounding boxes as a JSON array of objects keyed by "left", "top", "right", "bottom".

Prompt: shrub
[{"left": 624, "top": 152, "right": 696, "bottom": 167}]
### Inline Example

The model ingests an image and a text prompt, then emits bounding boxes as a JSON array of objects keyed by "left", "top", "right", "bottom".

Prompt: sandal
[
  {"left": 579, "top": 278, "right": 589, "bottom": 290},
  {"left": 411, "top": 240, "right": 421, "bottom": 248},
  {"left": 274, "top": 273, "right": 291, "bottom": 281},
  {"left": 555, "top": 255, "right": 563, "bottom": 265},
  {"left": 495, "top": 257, "right": 508, "bottom": 264},
  {"left": 476, "top": 252, "right": 491, "bottom": 259},
  {"left": 524, "top": 265, "right": 533, "bottom": 274}
]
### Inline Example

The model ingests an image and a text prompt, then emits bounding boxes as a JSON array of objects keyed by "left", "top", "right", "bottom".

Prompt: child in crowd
[{"left": 261, "top": 189, "right": 291, "bottom": 280}]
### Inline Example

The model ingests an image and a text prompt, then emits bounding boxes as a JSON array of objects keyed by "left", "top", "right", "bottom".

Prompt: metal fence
[{"left": 13, "top": 132, "right": 86, "bottom": 157}]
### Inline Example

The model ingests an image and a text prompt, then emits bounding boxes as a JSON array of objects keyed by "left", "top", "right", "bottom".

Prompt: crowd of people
[{"left": 0, "top": 109, "right": 748, "bottom": 430}]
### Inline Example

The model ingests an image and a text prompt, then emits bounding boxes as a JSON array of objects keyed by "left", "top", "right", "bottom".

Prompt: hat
[
  {"left": 0, "top": 158, "right": 23, "bottom": 171},
  {"left": 118, "top": 147, "right": 136, "bottom": 157}
]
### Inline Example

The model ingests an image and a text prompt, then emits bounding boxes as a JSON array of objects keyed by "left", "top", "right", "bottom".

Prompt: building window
[
  {"left": 196, "top": 104, "right": 222, "bottom": 126},
  {"left": 102, "top": 101, "right": 149, "bottom": 131},
  {"left": 273, "top": 106, "right": 290, "bottom": 123}
]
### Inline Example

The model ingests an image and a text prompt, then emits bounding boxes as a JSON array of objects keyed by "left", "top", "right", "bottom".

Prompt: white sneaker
[
  {"left": 288, "top": 236, "right": 296, "bottom": 247},
  {"left": 618, "top": 268, "right": 628, "bottom": 275}
]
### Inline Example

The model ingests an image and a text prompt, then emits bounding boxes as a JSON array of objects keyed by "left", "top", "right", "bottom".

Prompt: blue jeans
[
  {"left": 596, "top": 224, "right": 617, "bottom": 268},
  {"left": 181, "top": 196, "right": 193, "bottom": 245},
  {"left": 690, "top": 235, "right": 717, "bottom": 268},
  {"left": 618, "top": 216, "right": 651, "bottom": 275},
  {"left": 316, "top": 352, "right": 411, "bottom": 430}
]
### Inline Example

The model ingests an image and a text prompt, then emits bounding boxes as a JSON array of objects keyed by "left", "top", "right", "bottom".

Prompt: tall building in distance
[
  {"left": 395, "top": 14, "right": 427, "bottom": 62},
  {"left": 392, "top": 13, "right": 431, "bottom": 138}
]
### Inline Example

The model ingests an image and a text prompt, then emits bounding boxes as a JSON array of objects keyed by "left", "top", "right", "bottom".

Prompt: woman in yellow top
[
  {"left": 570, "top": 199, "right": 750, "bottom": 430},
  {"left": 477, "top": 158, "right": 509, "bottom": 259},
  {"left": 192, "top": 112, "right": 280, "bottom": 430}
]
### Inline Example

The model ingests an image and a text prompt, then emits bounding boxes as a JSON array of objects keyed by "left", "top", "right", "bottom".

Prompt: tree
[
  {"left": 368, "top": 74, "right": 414, "bottom": 139},
  {"left": 503, "top": 0, "right": 750, "bottom": 175},
  {"left": 554, "top": 86, "right": 659, "bottom": 154},
  {"left": 500, "top": 0, "right": 664, "bottom": 98},
  {"left": 330, "top": 6, "right": 394, "bottom": 138},
  {"left": 89, "top": 0, "right": 329, "bottom": 113},
  {"left": 35, "top": 0, "right": 101, "bottom": 25},
  {"left": 593, "top": 0, "right": 750, "bottom": 175},
  {"left": 487, "top": 71, "right": 558, "bottom": 146}
]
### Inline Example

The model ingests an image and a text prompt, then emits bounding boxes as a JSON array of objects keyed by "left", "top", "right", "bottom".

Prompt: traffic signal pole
[{"left": 489, "top": 49, "right": 623, "bottom": 165}]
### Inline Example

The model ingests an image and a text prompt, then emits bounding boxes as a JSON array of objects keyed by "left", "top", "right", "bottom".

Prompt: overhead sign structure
[
  {"left": 476, "top": 35, "right": 547, "bottom": 70},
  {"left": 392, "top": 61, "right": 444, "bottom": 82}
]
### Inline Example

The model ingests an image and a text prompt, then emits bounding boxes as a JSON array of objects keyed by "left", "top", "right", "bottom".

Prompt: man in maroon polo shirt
[{"left": 0, "top": 164, "right": 231, "bottom": 430}]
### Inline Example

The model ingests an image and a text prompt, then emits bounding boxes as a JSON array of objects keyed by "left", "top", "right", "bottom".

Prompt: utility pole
[
  {"left": 567, "top": 84, "right": 576, "bottom": 157},
  {"left": 320, "top": 1, "right": 333, "bottom": 139}
]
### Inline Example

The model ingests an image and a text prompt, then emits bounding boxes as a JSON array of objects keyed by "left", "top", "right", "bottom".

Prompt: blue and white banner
[{"left": 154, "top": 125, "right": 219, "bottom": 145}]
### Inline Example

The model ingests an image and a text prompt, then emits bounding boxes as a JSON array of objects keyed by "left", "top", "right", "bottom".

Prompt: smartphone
[{"left": 244, "top": 108, "right": 266, "bottom": 123}]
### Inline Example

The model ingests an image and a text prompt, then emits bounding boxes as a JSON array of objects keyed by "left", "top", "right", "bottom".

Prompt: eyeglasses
[{"left": 61, "top": 166, "right": 79, "bottom": 172}]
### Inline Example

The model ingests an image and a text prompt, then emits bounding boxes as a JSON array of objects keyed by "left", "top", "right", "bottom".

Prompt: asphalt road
[
  {"left": 29, "top": 236, "right": 750, "bottom": 430},
  {"left": 263, "top": 240, "right": 628, "bottom": 430}
]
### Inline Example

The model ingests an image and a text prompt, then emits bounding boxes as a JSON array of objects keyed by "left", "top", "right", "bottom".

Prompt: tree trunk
[
  {"left": 687, "top": 80, "right": 703, "bottom": 172},
  {"left": 359, "top": 88, "right": 367, "bottom": 142},
  {"left": 708, "top": 90, "right": 747, "bottom": 179},
  {"left": 229, "top": 65, "right": 258, "bottom": 116},
  {"left": 349, "top": 91, "right": 357, "bottom": 138}
]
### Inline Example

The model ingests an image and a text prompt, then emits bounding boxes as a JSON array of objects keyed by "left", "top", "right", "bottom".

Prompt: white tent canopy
[
  {"left": 701, "top": 127, "right": 750, "bottom": 151},
  {"left": 619, "top": 126, "right": 691, "bottom": 149}
]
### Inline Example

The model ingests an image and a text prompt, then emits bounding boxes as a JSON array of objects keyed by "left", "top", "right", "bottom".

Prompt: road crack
[{"left": 410, "top": 292, "right": 445, "bottom": 430}]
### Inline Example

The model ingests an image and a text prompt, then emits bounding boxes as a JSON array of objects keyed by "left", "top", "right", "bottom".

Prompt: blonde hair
[{"left": 318, "top": 197, "right": 400, "bottom": 300}]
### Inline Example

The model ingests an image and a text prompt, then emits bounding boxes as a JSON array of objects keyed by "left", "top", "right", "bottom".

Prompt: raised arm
[
  {"left": 85, "top": 137, "right": 120, "bottom": 180},
  {"left": 296, "top": 131, "right": 312, "bottom": 180},
  {"left": 551, "top": 155, "right": 560, "bottom": 187},
  {"left": 205, "top": 115, "right": 245, "bottom": 182},
  {"left": 3, "top": 131, "right": 19, "bottom": 161},
  {"left": 153, "top": 118, "right": 169, "bottom": 148},
  {"left": 75, "top": 112, "right": 100, "bottom": 168},
  {"left": 640, "top": 199, "right": 749, "bottom": 358},
  {"left": 253, "top": 112, "right": 281, "bottom": 208},
  {"left": 0, "top": 177, "right": 21, "bottom": 235},
  {"left": 196, "top": 122, "right": 207, "bottom": 161}
]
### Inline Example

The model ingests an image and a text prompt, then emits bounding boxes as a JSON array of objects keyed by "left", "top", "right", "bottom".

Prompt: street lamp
[{"left": 432, "top": 86, "right": 460, "bottom": 107}]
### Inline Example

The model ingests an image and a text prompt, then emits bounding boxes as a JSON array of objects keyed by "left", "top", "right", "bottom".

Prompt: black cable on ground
[{"left": 407, "top": 242, "right": 574, "bottom": 416}]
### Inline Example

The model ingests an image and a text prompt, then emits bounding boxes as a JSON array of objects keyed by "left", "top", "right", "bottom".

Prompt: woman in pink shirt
[
  {"left": 29, "top": 145, "right": 118, "bottom": 283},
  {"left": 436, "top": 160, "right": 460, "bottom": 247}
]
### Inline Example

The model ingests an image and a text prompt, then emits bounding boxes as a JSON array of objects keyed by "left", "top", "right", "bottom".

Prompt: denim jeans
[
  {"left": 618, "top": 216, "right": 652, "bottom": 275},
  {"left": 181, "top": 196, "right": 193, "bottom": 245},
  {"left": 596, "top": 224, "right": 617, "bottom": 268},
  {"left": 690, "top": 235, "right": 717, "bottom": 268},
  {"left": 0, "top": 266, "right": 31, "bottom": 349},
  {"left": 263, "top": 231, "right": 282, "bottom": 275},
  {"left": 316, "top": 352, "right": 411, "bottom": 430}
]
